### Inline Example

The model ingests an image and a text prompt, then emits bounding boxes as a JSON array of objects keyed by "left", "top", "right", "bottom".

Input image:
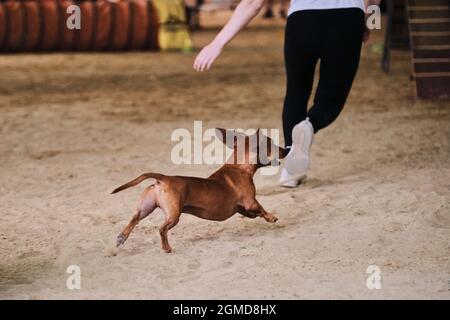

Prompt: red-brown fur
[{"left": 112, "top": 129, "right": 286, "bottom": 253}]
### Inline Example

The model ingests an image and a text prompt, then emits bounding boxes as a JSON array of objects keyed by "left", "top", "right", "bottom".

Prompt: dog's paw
[
  {"left": 104, "top": 246, "right": 119, "bottom": 257},
  {"left": 116, "top": 234, "right": 127, "bottom": 247},
  {"left": 163, "top": 246, "right": 173, "bottom": 253}
]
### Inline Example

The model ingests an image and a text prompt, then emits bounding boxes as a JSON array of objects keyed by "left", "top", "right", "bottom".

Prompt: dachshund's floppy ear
[
  {"left": 215, "top": 128, "right": 250, "bottom": 150},
  {"left": 215, "top": 128, "right": 227, "bottom": 141},
  {"left": 215, "top": 128, "right": 235, "bottom": 149},
  {"left": 256, "top": 129, "right": 287, "bottom": 160},
  {"left": 278, "top": 146, "right": 287, "bottom": 159}
]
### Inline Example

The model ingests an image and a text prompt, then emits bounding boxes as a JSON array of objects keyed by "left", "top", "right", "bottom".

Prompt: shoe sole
[
  {"left": 278, "top": 167, "right": 307, "bottom": 185},
  {"left": 280, "top": 174, "right": 307, "bottom": 188},
  {"left": 284, "top": 122, "right": 312, "bottom": 175}
]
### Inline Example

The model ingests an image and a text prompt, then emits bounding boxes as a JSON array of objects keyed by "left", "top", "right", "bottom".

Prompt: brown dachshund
[{"left": 112, "top": 128, "right": 286, "bottom": 253}]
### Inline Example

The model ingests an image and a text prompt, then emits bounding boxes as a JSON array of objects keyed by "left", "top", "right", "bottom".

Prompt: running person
[{"left": 194, "top": 0, "right": 381, "bottom": 187}]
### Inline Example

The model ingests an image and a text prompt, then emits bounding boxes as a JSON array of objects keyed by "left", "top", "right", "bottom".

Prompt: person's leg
[
  {"left": 280, "top": 9, "right": 364, "bottom": 187},
  {"left": 279, "top": 12, "right": 319, "bottom": 187},
  {"left": 282, "top": 12, "right": 319, "bottom": 147},
  {"left": 307, "top": 9, "right": 365, "bottom": 133}
]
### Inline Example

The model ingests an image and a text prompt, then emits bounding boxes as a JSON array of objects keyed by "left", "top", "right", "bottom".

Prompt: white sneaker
[
  {"left": 279, "top": 118, "right": 314, "bottom": 187},
  {"left": 279, "top": 168, "right": 306, "bottom": 188}
]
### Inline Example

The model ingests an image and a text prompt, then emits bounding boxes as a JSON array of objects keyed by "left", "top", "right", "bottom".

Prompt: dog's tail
[{"left": 111, "top": 173, "right": 165, "bottom": 194}]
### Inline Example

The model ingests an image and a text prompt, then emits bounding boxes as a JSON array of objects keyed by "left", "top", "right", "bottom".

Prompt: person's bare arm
[{"left": 193, "top": 0, "right": 265, "bottom": 72}]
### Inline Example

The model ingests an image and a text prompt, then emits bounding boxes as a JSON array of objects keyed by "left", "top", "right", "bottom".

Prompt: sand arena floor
[{"left": 0, "top": 13, "right": 449, "bottom": 299}]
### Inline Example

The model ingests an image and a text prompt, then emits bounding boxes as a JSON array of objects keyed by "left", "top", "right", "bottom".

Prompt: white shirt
[{"left": 288, "top": 0, "right": 366, "bottom": 16}]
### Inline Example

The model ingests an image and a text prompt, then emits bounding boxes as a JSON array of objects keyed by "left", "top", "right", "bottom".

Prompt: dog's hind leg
[
  {"left": 158, "top": 199, "right": 182, "bottom": 253},
  {"left": 116, "top": 186, "right": 158, "bottom": 247},
  {"left": 159, "top": 213, "right": 180, "bottom": 253},
  {"left": 116, "top": 209, "right": 143, "bottom": 247}
]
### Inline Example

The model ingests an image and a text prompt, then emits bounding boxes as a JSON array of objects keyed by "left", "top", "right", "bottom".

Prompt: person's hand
[{"left": 193, "top": 41, "right": 223, "bottom": 72}]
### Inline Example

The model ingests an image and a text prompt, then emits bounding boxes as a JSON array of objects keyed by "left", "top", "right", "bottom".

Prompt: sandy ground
[{"left": 0, "top": 13, "right": 449, "bottom": 300}]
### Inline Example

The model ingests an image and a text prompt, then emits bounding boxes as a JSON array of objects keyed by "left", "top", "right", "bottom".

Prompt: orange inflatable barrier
[
  {"left": 57, "top": 0, "right": 76, "bottom": 51},
  {"left": 0, "top": 0, "right": 160, "bottom": 52},
  {"left": 22, "top": 0, "right": 40, "bottom": 51},
  {"left": 3, "top": 1, "right": 25, "bottom": 51},
  {"left": 75, "top": 0, "right": 95, "bottom": 50},
  {"left": 93, "top": 0, "right": 112, "bottom": 51},
  {"left": 0, "top": 2, "right": 7, "bottom": 50},
  {"left": 39, "top": 0, "right": 59, "bottom": 51}
]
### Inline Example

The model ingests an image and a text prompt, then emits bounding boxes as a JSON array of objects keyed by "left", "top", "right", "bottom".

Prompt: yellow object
[{"left": 152, "top": 0, "right": 193, "bottom": 51}]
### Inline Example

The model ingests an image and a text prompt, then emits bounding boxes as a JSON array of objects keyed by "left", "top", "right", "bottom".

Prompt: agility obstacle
[
  {"left": 383, "top": 0, "right": 450, "bottom": 100},
  {"left": 0, "top": 0, "right": 192, "bottom": 52}
]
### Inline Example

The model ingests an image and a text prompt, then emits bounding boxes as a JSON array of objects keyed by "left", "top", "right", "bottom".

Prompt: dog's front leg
[
  {"left": 262, "top": 212, "right": 278, "bottom": 223},
  {"left": 237, "top": 205, "right": 258, "bottom": 219},
  {"left": 245, "top": 200, "right": 278, "bottom": 223},
  {"left": 259, "top": 208, "right": 278, "bottom": 223}
]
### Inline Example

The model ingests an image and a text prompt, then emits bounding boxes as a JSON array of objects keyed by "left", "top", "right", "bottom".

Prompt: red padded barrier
[
  {"left": 130, "top": 0, "right": 148, "bottom": 50},
  {"left": 39, "top": 0, "right": 59, "bottom": 51},
  {"left": 93, "top": 0, "right": 112, "bottom": 51},
  {"left": 22, "top": 1, "right": 41, "bottom": 51},
  {"left": 4, "top": 1, "right": 25, "bottom": 51},
  {"left": 111, "top": 0, "right": 131, "bottom": 50},
  {"left": 0, "top": 4, "right": 6, "bottom": 50},
  {"left": 74, "top": 0, "right": 95, "bottom": 50},
  {"left": 57, "top": 0, "right": 76, "bottom": 51},
  {"left": 0, "top": 0, "right": 160, "bottom": 52}
]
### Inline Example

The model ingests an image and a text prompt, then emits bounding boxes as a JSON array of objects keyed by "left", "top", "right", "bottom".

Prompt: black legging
[{"left": 282, "top": 8, "right": 365, "bottom": 147}]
